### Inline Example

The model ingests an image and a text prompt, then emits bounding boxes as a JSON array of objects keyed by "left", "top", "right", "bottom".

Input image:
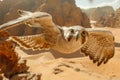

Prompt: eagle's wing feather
[
  {"left": 0, "top": 10, "right": 50, "bottom": 31},
  {"left": 81, "top": 30, "right": 114, "bottom": 66},
  {"left": 0, "top": 10, "right": 60, "bottom": 50},
  {"left": 0, "top": 14, "right": 32, "bottom": 31},
  {"left": 10, "top": 34, "right": 51, "bottom": 50}
]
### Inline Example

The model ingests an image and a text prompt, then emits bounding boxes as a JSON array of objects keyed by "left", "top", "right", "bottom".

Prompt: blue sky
[{"left": 76, "top": 0, "right": 120, "bottom": 10}]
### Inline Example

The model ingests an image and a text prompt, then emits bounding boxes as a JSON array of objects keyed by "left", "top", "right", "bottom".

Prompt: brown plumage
[
  {"left": 81, "top": 31, "right": 114, "bottom": 66},
  {"left": 0, "top": 10, "right": 115, "bottom": 66}
]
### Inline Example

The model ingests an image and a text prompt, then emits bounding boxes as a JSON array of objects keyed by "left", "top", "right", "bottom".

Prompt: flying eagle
[{"left": 0, "top": 10, "right": 115, "bottom": 66}]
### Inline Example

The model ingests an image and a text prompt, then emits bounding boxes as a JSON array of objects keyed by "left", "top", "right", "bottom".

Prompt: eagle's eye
[{"left": 81, "top": 30, "right": 88, "bottom": 37}]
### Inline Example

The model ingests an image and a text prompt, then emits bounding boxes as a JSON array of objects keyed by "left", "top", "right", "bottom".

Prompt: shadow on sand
[
  {"left": 18, "top": 42, "right": 120, "bottom": 59},
  {"left": 20, "top": 47, "right": 85, "bottom": 58}
]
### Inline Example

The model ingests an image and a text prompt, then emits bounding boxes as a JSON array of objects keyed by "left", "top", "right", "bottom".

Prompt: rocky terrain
[
  {"left": 95, "top": 8, "right": 120, "bottom": 28},
  {"left": 82, "top": 6, "right": 114, "bottom": 21},
  {"left": 82, "top": 6, "right": 120, "bottom": 28},
  {"left": 0, "top": 0, "right": 90, "bottom": 36}
]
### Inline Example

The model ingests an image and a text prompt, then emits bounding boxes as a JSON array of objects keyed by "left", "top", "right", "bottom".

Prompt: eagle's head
[{"left": 57, "top": 26, "right": 88, "bottom": 42}]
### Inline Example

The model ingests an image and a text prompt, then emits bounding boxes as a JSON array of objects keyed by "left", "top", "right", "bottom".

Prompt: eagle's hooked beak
[
  {"left": 65, "top": 29, "right": 79, "bottom": 42},
  {"left": 57, "top": 26, "right": 72, "bottom": 42},
  {"left": 73, "top": 31, "right": 79, "bottom": 41}
]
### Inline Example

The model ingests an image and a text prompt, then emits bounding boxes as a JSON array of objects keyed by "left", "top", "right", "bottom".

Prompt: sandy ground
[{"left": 15, "top": 28, "right": 120, "bottom": 80}]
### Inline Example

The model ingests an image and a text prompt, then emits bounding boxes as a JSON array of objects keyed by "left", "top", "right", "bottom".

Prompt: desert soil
[{"left": 15, "top": 28, "right": 120, "bottom": 80}]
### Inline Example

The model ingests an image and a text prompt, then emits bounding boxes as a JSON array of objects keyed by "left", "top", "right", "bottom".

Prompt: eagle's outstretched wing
[
  {"left": 10, "top": 34, "right": 52, "bottom": 50},
  {"left": 0, "top": 10, "right": 61, "bottom": 50},
  {"left": 0, "top": 10, "right": 51, "bottom": 31},
  {"left": 80, "top": 29, "right": 115, "bottom": 66}
]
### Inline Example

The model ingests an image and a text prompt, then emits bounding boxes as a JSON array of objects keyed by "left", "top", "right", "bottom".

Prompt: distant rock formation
[
  {"left": 95, "top": 8, "right": 120, "bottom": 28},
  {"left": 113, "top": 8, "right": 120, "bottom": 28},
  {"left": 37, "top": 0, "right": 90, "bottom": 27},
  {"left": 82, "top": 6, "right": 114, "bottom": 21},
  {"left": 0, "top": 0, "right": 90, "bottom": 36}
]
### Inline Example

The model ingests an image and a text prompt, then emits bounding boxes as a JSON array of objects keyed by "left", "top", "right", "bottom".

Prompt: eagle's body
[
  {"left": 53, "top": 32, "right": 82, "bottom": 53},
  {"left": 0, "top": 10, "right": 115, "bottom": 66}
]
